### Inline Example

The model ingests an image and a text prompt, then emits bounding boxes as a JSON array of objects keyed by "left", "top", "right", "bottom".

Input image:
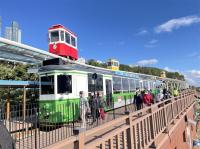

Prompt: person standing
[
  {"left": 79, "top": 91, "right": 90, "bottom": 128},
  {"left": 143, "top": 91, "right": 151, "bottom": 107},
  {"left": 97, "top": 92, "right": 105, "bottom": 120},
  {"left": 156, "top": 90, "right": 163, "bottom": 103},
  {"left": 173, "top": 88, "right": 179, "bottom": 97},
  {"left": 134, "top": 92, "right": 143, "bottom": 110},
  {"left": 91, "top": 94, "right": 99, "bottom": 123}
]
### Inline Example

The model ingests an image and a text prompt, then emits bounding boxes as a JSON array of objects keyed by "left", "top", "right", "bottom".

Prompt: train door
[{"left": 106, "top": 79, "right": 112, "bottom": 108}]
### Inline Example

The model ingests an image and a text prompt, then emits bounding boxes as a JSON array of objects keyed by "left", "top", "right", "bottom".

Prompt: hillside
[{"left": 87, "top": 59, "right": 185, "bottom": 80}]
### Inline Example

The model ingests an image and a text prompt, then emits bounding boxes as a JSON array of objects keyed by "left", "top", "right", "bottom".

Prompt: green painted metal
[
  {"left": 39, "top": 92, "right": 135, "bottom": 124},
  {"left": 112, "top": 92, "right": 135, "bottom": 102},
  {"left": 39, "top": 98, "right": 80, "bottom": 124}
]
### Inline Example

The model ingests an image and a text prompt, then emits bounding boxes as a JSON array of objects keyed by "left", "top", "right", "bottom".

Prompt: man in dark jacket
[{"left": 134, "top": 92, "right": 143, "bottom": 110}]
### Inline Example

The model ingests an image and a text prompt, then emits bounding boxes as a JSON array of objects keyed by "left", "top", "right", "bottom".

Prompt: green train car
[{"left": 38, "top": 60, "right": 188, "bottom": 124}]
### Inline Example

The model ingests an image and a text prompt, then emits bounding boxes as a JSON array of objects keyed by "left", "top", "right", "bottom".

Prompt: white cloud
[
  {"left": 155, "top": 15, "right": 200, "bottom": 33},
  {"left": 144, "top": 39, "right": 158, "bottom": 48},
  {"left": 164, "top": 67, "right": 179, "bottom": 72},
  {"left": 188, "top": 70, "right": 200, "bottom": 78},
  {"left": 136, "top": 59, "right": 158, "bottom": 66},
  {"left": 184, "top": 71, "right": 200, "bottom": 86},
  {"left": 149, "top": 39, "right": 158, "bottom": 44},
  {"left": 184, "top": 74, "right": 196, "bottom": 86},
  {"left": 137, "top": 29, "right": 148, "bottom": 35}
]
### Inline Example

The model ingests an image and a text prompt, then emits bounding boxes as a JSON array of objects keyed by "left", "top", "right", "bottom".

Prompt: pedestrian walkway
[
  {"left": 45, "top": 90, "right": 195, "bottom": 149},
  {"left": 14, "top": 103, "right": 136, "bottom": 149}
]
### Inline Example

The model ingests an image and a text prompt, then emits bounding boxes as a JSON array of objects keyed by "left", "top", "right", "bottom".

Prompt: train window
[
  {"left": 135, "top": 80, "right": 140, "bottom": 89},
  {"left": 96, "top": 75, "right": 103, "bottom": 91},
  {"left": 50, "top": 31, "right": 59, "bottom": 42},
  {"left": 107, "top": 62, "right": 112, "bottom": 66},
  {"left": 114, "top": 62, "right": 118, "bottom": 66},
  {"left": 65, "top": 32, "right": 70, "bottom": 44},
  {"left": 113, "top": 77, "right": 122, "bottom": 92},
  {"left": 144, "top": 81, "right": 148, "bottom": 89},
  {"left": 41, "top": 76, "right": 54, "bottom": 94},
  {"left": 122, "top": 78, "right": 129, "bottom": 91},
  {"left": 60, "top": 31, "right": 64, "bottom": 41},
  {"left": 129, "top": 79, "right": 135, "bottom": 91},
  {"left": 57, "top": 75, "right": 72, "bottom": 94},
  {"left": 71, "top": 36, "right": 76, "bottom": 47},
  {"left": 88, "top": 74, "right": 103, "bottom": 92}
]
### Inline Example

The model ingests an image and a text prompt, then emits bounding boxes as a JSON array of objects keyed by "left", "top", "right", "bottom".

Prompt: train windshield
[
  {"left": 41, "top": 76, "right": 54, "bottom": 94},
  {"left": 50, "top": 31, "right": 59, "bottom": 42},
  {"left": 57, "top": 75, "right": 72, "bottom": 94}
]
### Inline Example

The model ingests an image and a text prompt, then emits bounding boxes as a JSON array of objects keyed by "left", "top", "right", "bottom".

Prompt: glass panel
[
  {"left": 96, "top": 74, "right": 103, "bottom": 91},
  {"left": 113, "top": 77, "right": 122, "bottom": 92},
  {"left": 41, "top": 76, "right": 54, "bottom": 94},
  {"left": 71, "top": 36, "right": 76, "bottom": 47},
  {"left": 88, "top": 73, "right": 103, "bottom": 92},
  {"left": 57, "top": 75, "right": 72, "bottom": 93},
  {"left": 65, "top": 32, "right": 70, "bottom": 44},
  {"left": 135, "top": 80, "right": 140, "bottom": 89},
  {"left": 60, "top": 31, "right": 64, "bottom": 41},
  {"left": 129, "top": 79, "right": 135, "bottom": 91},
  {"left": 144, "top": 80, "right": 148, "bottom": 89},
  {"left": 107, "top": 62, "right": 112, "bottom": 66},
  {"left": 122, "top": 78, "right": 129, "bottom": 91},
  {"left": 50, "top": 31, "right": 59, "bottom": 42}
]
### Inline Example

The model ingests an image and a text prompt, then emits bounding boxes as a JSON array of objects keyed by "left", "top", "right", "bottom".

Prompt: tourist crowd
[{"left": 79, "top": 87, "right": 180, "bottom": 128}]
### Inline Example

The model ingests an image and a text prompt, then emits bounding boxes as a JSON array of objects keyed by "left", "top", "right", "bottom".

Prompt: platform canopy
[
  {"left": 0, "top": 37, "right": 59, "bottom": 64},
  {"left": 0, "top": 80, "right": 39, "bottom": 88}
]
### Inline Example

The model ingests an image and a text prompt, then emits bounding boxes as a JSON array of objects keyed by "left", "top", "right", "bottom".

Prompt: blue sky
[{"left": 0, "top": 0, "right": 200, "bottom": 85}]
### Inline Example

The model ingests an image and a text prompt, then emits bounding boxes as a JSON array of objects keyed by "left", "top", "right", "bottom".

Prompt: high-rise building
[
  {"left": 0, "top": 16, "right": 2, "bottom": 37},
  {"left": 5, "top": 27, "right": 12, "bottom": 40},
  {"left": 12, "top": 21, "right": 19, "bottom": 42},
  {"left": 18, "top": 29, "right": 21, "bottom": 43},
  {"left": 4, "top": 21, "right": 21, "bottom": 43}
]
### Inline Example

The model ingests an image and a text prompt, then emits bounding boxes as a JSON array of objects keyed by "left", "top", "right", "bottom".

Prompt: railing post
[
  {"left": 74, "top": 128, "right": 86, "bottom": 149},
  {"left": 149, "top": 106, "right": 157, "bottom": 148},
  {"left": 163, "top": 104, "right": 169, "bottom": 133},
  {"left": 171, "top": 101, "right": 175, "bottom": 124},
  {"left": 126, "top": 112, "right": 134, "bottom": 149}
]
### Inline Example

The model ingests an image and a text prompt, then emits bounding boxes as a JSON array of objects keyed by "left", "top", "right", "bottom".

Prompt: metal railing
[
  {"left": 58, "top": 89, "right": 195, "bottom": 149},
  {"left": 0, "top": 97, "right": 136, "bottom": 149},
  {"left": 0, "top": 89, "right": 195, "bottom": 149}
]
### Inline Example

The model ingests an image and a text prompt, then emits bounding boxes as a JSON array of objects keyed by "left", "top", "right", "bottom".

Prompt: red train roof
[{"left": 48, "top": 24, "right": 77, "bottom": 37}]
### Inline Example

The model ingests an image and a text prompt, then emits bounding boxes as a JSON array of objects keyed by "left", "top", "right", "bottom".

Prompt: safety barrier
[{"left": 54, "top": 90, "right": 195, "bottom": 149}]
